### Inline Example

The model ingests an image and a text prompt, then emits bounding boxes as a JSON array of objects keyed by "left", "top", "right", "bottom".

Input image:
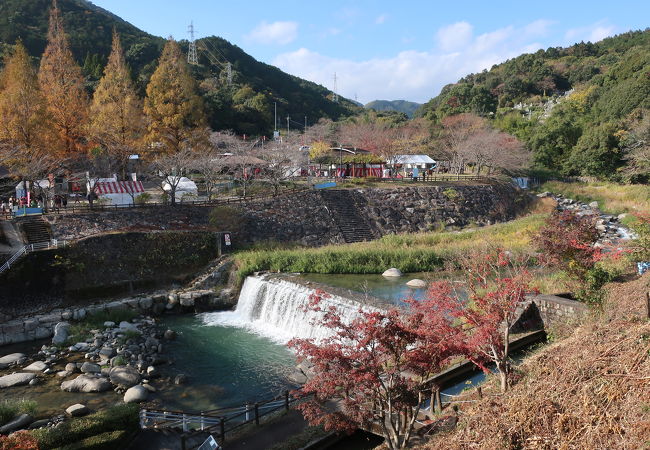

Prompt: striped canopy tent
[{"left": 94, "top": 180, "right": 145, "bottom": 205}]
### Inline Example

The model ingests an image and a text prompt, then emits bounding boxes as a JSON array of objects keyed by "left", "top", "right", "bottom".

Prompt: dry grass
[
  {"left": 541, "top": 181, "right": 650, "bottom": 215},
  {"left": 421, "top": 273, "right": 650, "bottom": 449}
]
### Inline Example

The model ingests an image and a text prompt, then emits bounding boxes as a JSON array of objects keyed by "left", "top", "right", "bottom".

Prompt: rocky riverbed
[{"left": 0, "top": 315, "right": 187, "bottom": 435}]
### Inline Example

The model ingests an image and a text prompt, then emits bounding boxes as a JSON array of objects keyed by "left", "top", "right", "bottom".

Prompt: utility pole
[
  {"left": 304, "top": 116, "right": 307, "bottom": 133},
  {"left": 287, "top": 115, "right": 290, "bottom": 135},
  {"left": 274, "top": 102, "right": 277, "bottom": 132},
  {"left": 333, "top": 73, "right": 338, "bottom": 103},
  {"left": 187, "top": 22, "right": 198, "bottom": 65}
]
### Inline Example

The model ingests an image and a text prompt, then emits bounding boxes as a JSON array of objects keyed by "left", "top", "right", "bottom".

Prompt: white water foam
[{"left": 200, "top": 276, "right": 370, "bottom": 344}]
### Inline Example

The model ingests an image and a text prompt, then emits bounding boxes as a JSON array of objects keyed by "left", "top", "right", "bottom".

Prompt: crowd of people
[{"left": 0, "top": 194, "right": 68, "bottom": 216}]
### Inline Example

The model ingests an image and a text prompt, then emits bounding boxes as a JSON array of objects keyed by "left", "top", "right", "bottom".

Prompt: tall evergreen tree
[
  {"left": 89, "top": 29, "right": 144, "bottom": 178},
  {"left": 38, "top": 0, "right": 88, "bottom": 156},
  {"left": 0, "top": 41, "right": 46, "bottom": 164},
  {"left": 144, "top": 38, "right": 207, "bottom": 154}
]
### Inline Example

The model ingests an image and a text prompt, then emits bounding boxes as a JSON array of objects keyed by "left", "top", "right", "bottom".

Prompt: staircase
[
  {"left": 320, "top": 189, "right": 377, "bottom": 243},
  {"left": 17, "top": 216, "right": 51, "bottom": 244}
]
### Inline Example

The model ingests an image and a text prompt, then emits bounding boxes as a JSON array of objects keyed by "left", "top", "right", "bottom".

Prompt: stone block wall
[{"left": 512, "top": 294, "right": 589, "bottom": 332}]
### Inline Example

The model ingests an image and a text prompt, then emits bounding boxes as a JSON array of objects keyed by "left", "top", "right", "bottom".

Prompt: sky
[{"left": 91, "top": 0, "right": 649, "bottom": 104}]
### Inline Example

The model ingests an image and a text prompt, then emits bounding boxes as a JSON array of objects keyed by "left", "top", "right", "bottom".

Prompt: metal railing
[
  {"left": 0, "top": 239, "right": 66, "bottom": 274},
  {"left": 140, "top": 390, "right": 301, "bottom": 447}
]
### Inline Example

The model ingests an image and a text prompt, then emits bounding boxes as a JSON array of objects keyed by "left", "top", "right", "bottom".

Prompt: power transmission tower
[
  {"left": 333, "top": 73, "right": 338, "bottom": 103},
  {"left": 187, "top": 22, "right": 198, "bottom": 65},
  {"left": 226, "top": 62, "right": 233, "bottom": 87}
]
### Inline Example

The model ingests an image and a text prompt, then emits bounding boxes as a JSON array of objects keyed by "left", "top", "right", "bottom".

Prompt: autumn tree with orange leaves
[
  {"left": 89, "top": 30, "right": 144, "bottom": 178},
  {"left": 38, "top": 0, "right": 89, "bottom": 156}
]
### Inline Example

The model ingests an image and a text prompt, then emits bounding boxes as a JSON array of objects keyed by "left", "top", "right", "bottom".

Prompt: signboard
[
  {"left": 224, "top": 233, "right": 231, "bottom": 246},
  {"left": 314, "top": 181, "right": 337, "bottom": 190},
  {"left": 198, "top": 435, "right": 220, "bottom": 450}
]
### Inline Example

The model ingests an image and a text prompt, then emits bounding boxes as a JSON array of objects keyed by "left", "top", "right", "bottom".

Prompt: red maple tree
[
  {"left": 413, "top": 249, "right": 536, "bottom": 392},
  {"left": 289, "top": 291, "right": 455, "bottom": 450}
]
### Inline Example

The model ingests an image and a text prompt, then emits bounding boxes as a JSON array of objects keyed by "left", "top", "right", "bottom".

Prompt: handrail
[{"left": 0, "top": 239, "right": 66, "bottom": 275}]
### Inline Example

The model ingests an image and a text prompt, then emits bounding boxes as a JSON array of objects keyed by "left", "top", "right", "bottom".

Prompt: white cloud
[
  {"left": 565, "top": 21, "right": 616, "bottom": 43},
  {"left": 436, "top": 21, "right": 473, "bottom": 52},
  {"left": 524, "top": 19, "right": 555, "bottom": 37},
  {"left": 274, "top": 20, "right": 552, "bottom": 103},
  {"left": 375, "top": 14, "right": 388, "bottom": 25},
  {"left": 246, "top": 21, "right": 298, "bottom": 45}
]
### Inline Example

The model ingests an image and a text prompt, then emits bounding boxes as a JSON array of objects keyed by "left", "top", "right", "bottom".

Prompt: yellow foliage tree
[
  {"left": 0, "top": 41, "right": 47, "bottom": 166},
  {"left": 89, "top": 30, "right": 144, "bottom": 178},
  {"left": 144, "top": 38, "right": 207, "bottom": 154},
  {"left": 309, "top": 141, "right": 331, "bottom": 160},
  {"left": 38, "top": 0, "right": 89, "bottom": 157}
]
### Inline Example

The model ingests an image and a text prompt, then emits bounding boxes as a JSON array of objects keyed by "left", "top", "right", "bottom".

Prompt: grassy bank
[
  {"left": 540, "top": 181, "right": 650, "bottom": 215},
  {"left": 234, "top": 213, "right": 547, "bottom": 283}
]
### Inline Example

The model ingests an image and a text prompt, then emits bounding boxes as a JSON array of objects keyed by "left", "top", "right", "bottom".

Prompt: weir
[{"left": 201, "top": 275, "right": 374, "bottom": 343}]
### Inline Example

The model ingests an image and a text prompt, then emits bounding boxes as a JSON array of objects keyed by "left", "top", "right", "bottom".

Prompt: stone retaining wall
[{"left": 513, "top": 294, "right": 589, "bottom": 332}]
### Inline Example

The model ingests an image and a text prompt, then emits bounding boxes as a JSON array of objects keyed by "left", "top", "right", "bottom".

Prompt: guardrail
[
  {"left": 140, "top": 390, "right": 302, "bottom": 448},
  {"left": 0, "top": 239, "right": 66, "bottom": 274},
  {"left": 37, "top": 187, "right": 309, "bottom": 216}
]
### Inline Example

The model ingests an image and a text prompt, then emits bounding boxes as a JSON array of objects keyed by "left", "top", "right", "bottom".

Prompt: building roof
[
  {"left": 95, "top": 181, "right": 144, "bottom": 195},
  {"left": 393, "top": 155, "right": 436, "bottom": 164}
]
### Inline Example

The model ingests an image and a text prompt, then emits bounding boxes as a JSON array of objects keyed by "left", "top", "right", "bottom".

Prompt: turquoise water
[
  {"left": 159, "top": 314, "right": 296, "bottom": 412},
  {"left": 299, "top": 272, "right": 465, "bottom": 306}
]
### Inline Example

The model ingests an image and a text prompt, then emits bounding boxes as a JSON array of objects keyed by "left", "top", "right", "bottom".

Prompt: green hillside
[
  {"left": 417, "top": 29, "right": 650, "bottom": 180},
  {"left": 365, "top": 99, "right": 421, "bottom": 118},
  {"left": 0, "top": 0, "right": 360, "bottom": 135}
]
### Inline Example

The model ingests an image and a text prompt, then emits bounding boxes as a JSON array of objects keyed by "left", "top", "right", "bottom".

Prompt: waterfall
[{"left": 201, "top": 276, "right": 371, "bottom": 343}]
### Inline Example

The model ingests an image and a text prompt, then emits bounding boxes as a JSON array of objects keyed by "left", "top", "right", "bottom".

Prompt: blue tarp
[
  {"left": 314, "top": 181, "right": 337, "bottom": 189},
  {"left": 14, "top": 207, "right": 43, "bottom": 217}
]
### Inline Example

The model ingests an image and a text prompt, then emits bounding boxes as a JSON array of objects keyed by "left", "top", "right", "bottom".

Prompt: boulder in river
[
  {"left": 0, "top": 353, "right": 26, "bottom": 368},
  {"left": 0, "top": 372, "right": 36, "bottom": 388},
  {"left": 61, "top": 374, "right": 112, "bottom": 393},
  {"left": 382, "top": 268, "right": 403, "bottom": 277},
  {"left": 0, "top": 414, "right": 33, "bottom": 434},
  {"left": 109, "top": 366, "right": 141, "bottom": 388},
  {"left": 124, "top": 385, "right": 148, "bottom": 403},
  {"left": 66, "top": 404, "right": 90, "bottom": 417},
  {"left": 406, "top": 279, "right": 427, "bottom": 288},
  {"left": 52, "top": 322, "right": 70, "bottom": 345}
]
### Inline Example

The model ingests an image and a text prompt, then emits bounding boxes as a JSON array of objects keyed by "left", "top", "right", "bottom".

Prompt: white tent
[
  {"left": 15, "top": 180, "right": 51, "bottom": 199},
  {"left": 390, "top": 155, "right": 437, "bottom": 175},
  {"left": 162, "top": 176, "right": 198, "bottom": 202}
]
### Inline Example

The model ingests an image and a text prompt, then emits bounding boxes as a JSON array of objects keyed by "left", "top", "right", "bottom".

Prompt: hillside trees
[
  {"left": 144, "top": 38, "right": 208, "bottom": 155},
  {"left": 38, "top": 1, "right": 88, "bottom": 157},
  {"left": 89, "top": 30, "right": 144, "bottom": 178}
]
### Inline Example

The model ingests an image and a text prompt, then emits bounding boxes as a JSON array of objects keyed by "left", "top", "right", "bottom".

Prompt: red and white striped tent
[
  {"left": 94, "top": 181, "right": 144, "bottom": 195},
  {"left": 93, "top": 180, "right": 145, "bottom": 205}
]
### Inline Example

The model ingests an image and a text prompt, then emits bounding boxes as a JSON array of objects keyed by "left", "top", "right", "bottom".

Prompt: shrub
[
  {"left": 0, "top": 430, "right": 39, "bottom": 450},
  {"left": 134, "top": 192, "right": 151, "bottom": 205},
  {"left": 31, "top": 404, "right": 139, "bottom": 449},
  {"left": 59, "top": 430, "right": 132, "bottom": 450},
  {"left": 0, "top": 399, "right": 38, "bottom": 426},
  {"left": 442, "top": 187, "right": 462, "bottom": 201}
]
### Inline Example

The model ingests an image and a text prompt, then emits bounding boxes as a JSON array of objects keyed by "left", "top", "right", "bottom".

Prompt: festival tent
[
  {"left": 161, "top": 176, "right": 198, "bottom": 202},
  {"left": 94, "top": 180, "right": 145, "bottom": 205}
]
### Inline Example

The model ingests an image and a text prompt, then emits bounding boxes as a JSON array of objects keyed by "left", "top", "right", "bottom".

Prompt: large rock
[
  {"left": 66, "top": 404, "right": 90, "bottom": 417},
  {"left": 0, "top": 353, "right": 26, "bottom": 368},
  {"left": 406, "top": 279, "right": 427, "bottom": 288},
  {"left": 119, "top": 322, "right": 140, "bottom": 333},
  {"left": 109, "top": 366, "right": 141, "bottom": 388},
  {"left": 52, "top": 322, "right": 70, "bottom": 345},
  {"left": 0, "top": 373, "right": 36, "bottom": 388},
  {"left": 123, "top": 385, "right": 148, "bottom": 403},
  {"left": 23, "top": 361, "right": 48, "bottom": 372},
  {"left": 61, "top": 374, "right": 112, "bottom": 393},
  {"left": 382, "top": 268, "right": 403, "bottom": 278},
  {"left": 80, "top": 362, "right": 101, "bottom": 374},
  {"left": 0, "top": 414, "right": 33, "bottom": 434}
]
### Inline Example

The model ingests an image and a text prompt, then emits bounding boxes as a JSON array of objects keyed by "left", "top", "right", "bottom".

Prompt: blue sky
[{"left": 91, "top": 0, "right": 649, "bottom": 104}]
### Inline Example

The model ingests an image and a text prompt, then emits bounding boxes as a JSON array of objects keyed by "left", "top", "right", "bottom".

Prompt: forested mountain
[
  {"left": 0, "top": 0, "right": 360, "bottom": 135},
  {"left": 417, "top": 29, "right": 650, "bottom": 180},
  {"left": 365, "top": 100, "right": 421, "bottom": 118}
]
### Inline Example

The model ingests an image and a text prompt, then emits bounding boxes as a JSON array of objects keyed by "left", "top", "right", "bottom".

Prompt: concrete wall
[{"left": 512, "top": 294, "right": 589, "bottom": 332}]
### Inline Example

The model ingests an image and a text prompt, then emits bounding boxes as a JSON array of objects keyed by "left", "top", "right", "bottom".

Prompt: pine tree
[
  {"left": 38, "top": 0, "right": 89, "bottom": 156},
  {"left": 144, "top": 38, "right": 207, "bottom": 154},
  {"left": 0, "top": 41, "right": 47, "bottom": 165},
  {"left": 89, "top": 29, "right": 144, "bottom": 178}
]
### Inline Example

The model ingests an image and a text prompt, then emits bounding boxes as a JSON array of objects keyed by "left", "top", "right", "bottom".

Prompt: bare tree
[
  {"left": 211, "top": 132, "right": 262, "bottom": 199},
  {"left": 257, "top": 135, "right": 304, "bottom": 195},
  {"left": 149, "top": 148, "right": 195, "bottom": 206},
  {"left": 441, "top": 113, "right": 487, "bottom": 174}
]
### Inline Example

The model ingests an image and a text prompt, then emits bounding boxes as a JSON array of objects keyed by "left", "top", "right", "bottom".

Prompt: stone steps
[
  {"left": 16, "top": 216, "right": 51, "bottom": 244},
  {"left": 320, "top": 190, "right": 376, "bottom": 243}
]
